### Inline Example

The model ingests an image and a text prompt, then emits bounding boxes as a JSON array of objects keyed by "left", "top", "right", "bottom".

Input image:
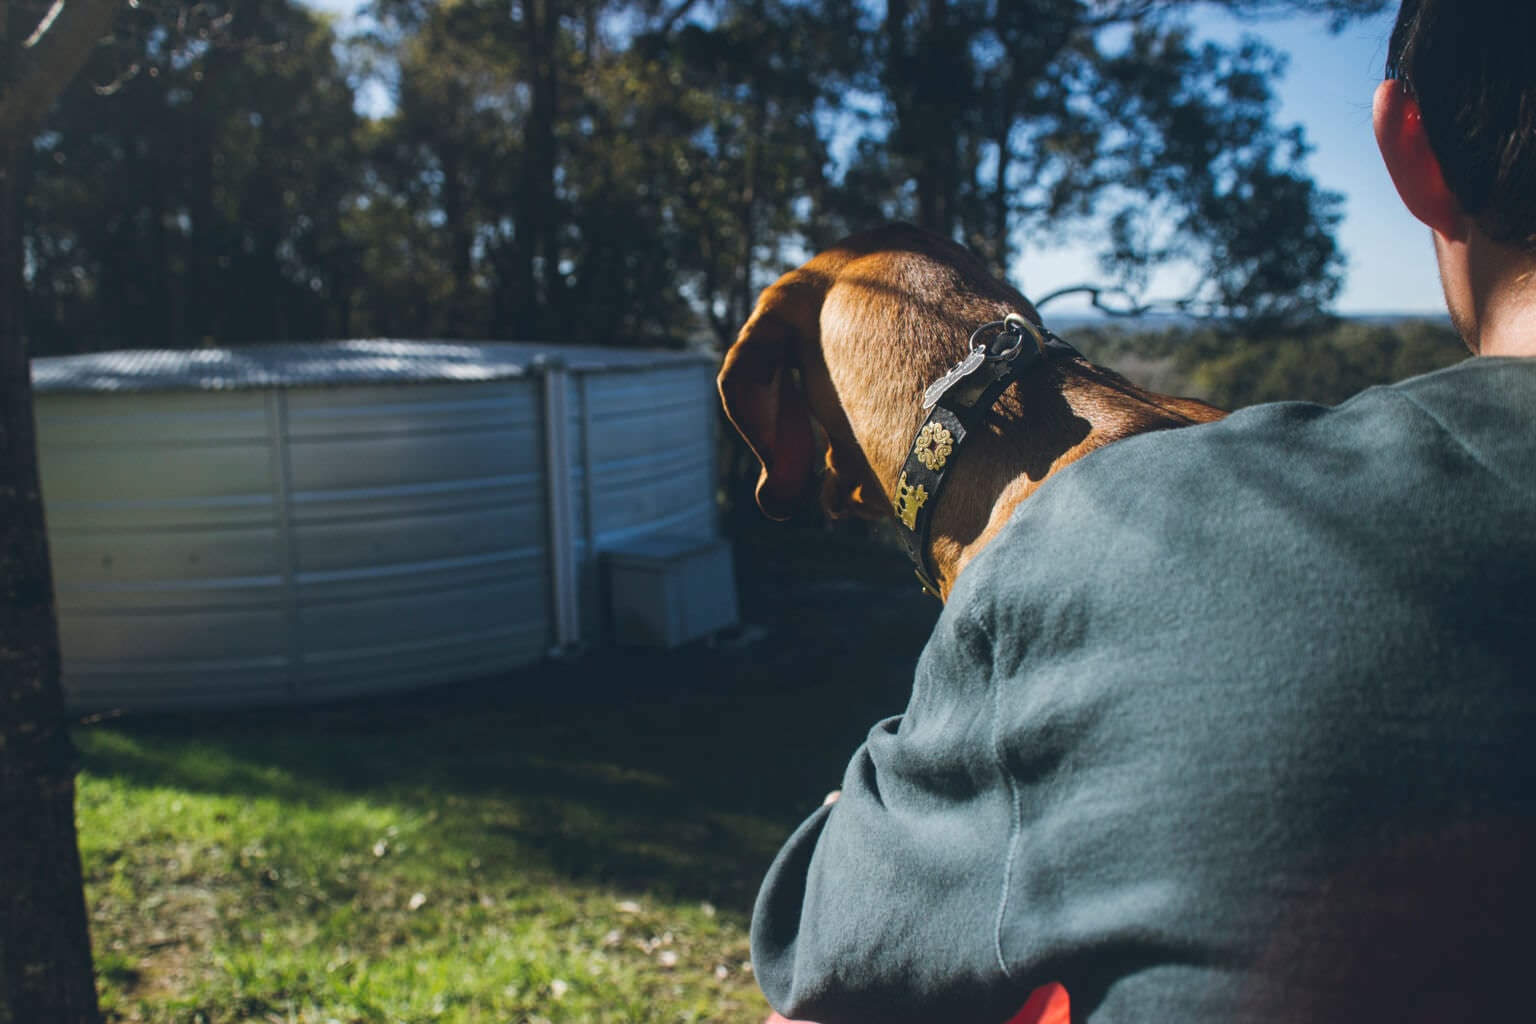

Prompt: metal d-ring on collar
[{"left": 895, "top": 312, "right": 1078, "bottom": 599}]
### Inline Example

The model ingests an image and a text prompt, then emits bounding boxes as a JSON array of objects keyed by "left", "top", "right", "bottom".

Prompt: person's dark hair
[{"left": 1386, "top": 0, "right": 1536, "bottom": 250}]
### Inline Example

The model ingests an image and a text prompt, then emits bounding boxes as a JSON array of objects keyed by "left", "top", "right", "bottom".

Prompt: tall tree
[
  {"left": 356, "top": 0, "right": 557, "bottom": 339},
  {"left": 23, "top": 0, "right": 1401, "bottom": 357},
  {"left": 351, "top": 0, "right": 862, "bottom": 346},
  {"left": 1, "top": 0, "right": 115, "bottom": 1015},
  {"left": 598, "top": 0, "right": 866, "bottom": 344},
  {"left": 25, "top": 0, "right": 361, "bottom": 353},
  {"left": 856, "top": 0, "right": 1390, "bottom": 322}
]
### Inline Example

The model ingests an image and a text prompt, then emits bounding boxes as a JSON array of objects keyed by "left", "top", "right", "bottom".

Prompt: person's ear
[{"left": 1373, "top": 80, "right": 1466, "bottom": 240}]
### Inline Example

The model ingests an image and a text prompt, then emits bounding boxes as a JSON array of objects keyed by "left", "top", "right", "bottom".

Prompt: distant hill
[
  {"left": 1041, "top": 311, "right": 1452, "bottom": 334},
  {"left": 1056, "top": 316, "right": 1466, "bottom": 408}
]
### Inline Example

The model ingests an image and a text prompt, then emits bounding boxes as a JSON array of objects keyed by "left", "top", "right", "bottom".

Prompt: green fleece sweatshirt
[{"left": 752, "top": 356, "right": 1536, "bottom": 1024}]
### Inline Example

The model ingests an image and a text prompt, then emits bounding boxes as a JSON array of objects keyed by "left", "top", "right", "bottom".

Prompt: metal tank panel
[
  {"left": 40, "top": 389, "right": 293, "bottom": 708},
  {"left": 567, "top": 363, "right": 719, "bottom": 636},
  {"left": 33, "top": 341, "right": 719, "bottom": 712},
  {"left": 277, "top": 380, "right": 550, "bottom": 703},
  {"left": 582, "top": 365, "right": 717, "bottom": 541}
]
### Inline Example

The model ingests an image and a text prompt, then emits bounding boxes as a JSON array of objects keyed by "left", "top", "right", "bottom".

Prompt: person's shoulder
[
  {"left": 1058, "top": 355, "right": 1533, "bottom": 490},
  {"left": 1387, "top": 355, "right": 1536, "bottom": 433},
  {"left": 955, "top": 356, "right": 1535, "bottom": 610},
  {"left": 1373, "top": 356, "right": 1536, "bottom": 495}
]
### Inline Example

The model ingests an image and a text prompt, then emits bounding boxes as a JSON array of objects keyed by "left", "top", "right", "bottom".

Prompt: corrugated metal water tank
[{"left": 31, "top": 340, "right": 726, "bottom": 712}]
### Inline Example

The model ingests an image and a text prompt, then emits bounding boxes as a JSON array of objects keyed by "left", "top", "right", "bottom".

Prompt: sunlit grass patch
[
  {"left": 73, "top": 528, "right": 940, "bottom": 1024},
  {"left": 76, "top": 727, "right": 765, "bottom": 1023}
]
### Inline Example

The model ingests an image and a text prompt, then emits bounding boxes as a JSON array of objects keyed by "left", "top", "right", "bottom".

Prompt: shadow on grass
[{"left": 75, "top": 523, "right": 941, "bottom": 914}]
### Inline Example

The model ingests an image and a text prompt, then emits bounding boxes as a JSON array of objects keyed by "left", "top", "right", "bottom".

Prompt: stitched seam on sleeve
[
  {"left": 990, "top": 616, "right": 1024, "bottom": 983},
  {"left": 1394, "top": 387, "right": 1523, "bottom": 493}
]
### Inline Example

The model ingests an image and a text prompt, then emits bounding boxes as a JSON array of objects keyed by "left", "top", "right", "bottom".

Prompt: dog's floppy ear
[
  {"left": 822, "top": 433, "right": 892, "bottom": 521},
  {"left": 718, "top": 307, "right": 817, "bottom": 521}
]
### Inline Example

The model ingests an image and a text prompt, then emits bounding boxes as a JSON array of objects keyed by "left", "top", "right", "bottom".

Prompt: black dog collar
[{"left": 895, "top": 313, "right": 1077, "bottom": 599}]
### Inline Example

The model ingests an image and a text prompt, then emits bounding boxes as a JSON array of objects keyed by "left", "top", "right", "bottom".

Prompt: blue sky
[
  {"left": 1014, "top": 6, "right": 1439, "bottom": 316},
  {"left": 311, "top": 2, "right": 1437, "bottom": 317},
  {"left": 1237, "top": 7, "right": 1441, "bottom": 315}
]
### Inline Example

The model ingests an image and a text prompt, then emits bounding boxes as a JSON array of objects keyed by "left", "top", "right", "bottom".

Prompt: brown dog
[{"left": 718, "top": 222, "right": 1225, "bottom": 600}]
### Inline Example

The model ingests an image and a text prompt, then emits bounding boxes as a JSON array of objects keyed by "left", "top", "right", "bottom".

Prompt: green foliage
[
  {"left": 1066, "top": 316, "right": 1469, "bottom": 408},
  {"left": 1093, "top": 31, "right": 1346, "bottom": 323},
  {"left": 25, "top": 0, "right": 361, "bottom": 352},
  {"left": 345, "top": 0, "right": 527, "bottom": 338},
  {"left": 846, "top": 1, "right": 1368, "bottom": 322},
  {"left": 23, "top": 0, "right": 1391, "bottom": 354}
]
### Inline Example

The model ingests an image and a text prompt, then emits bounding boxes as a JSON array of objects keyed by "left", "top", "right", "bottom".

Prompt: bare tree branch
[
  {"left": 1035, "top": 282, "right": 1206, "bottom": 318},
  {"left": 0, "top": 0, "right": 121, "bottom": 144},
  {"left": 22, "top": 0, "right": 67, "bottom": 46},
  {"left": 656, "top": 0, "right": 702, "bottom": 36}
]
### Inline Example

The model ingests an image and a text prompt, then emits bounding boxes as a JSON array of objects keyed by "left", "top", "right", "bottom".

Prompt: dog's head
[
  {"left": 718, "top": 224, "right": 1044, "bottom": 522},
  {"left": 717, "top": 279, "right": 886, "bottom": 522}
]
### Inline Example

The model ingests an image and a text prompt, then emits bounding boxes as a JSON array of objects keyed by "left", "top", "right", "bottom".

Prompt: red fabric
[
  {"left": 1005, "top": 983, "right": 1071, "bottom": 1024},
  {"left": 763, "top": 981, "right": 1071, "bottom": 1024}
]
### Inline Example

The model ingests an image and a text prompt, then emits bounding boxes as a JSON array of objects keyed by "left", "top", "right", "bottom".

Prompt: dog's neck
[
  {"left": 864, "top": 357, "right": 1217, "bottom": 600},
  {"left": 717, "top": 225, "right": 1225, "bottom": 601}
]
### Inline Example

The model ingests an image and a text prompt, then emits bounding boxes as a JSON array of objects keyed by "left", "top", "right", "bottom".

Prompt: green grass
[
  {"left": 77, "top": 728, "right": 767, "bottom": 1023},
  {"left": 74, "top": 526, "right": 940, "bottom": 1023}
]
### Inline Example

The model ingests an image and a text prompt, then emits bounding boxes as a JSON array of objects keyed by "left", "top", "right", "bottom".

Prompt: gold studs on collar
[
  {"left": 895, "top": 472, "right": 929, "bottom": 530},
  {"left": 914, "top": 422, "right": 954, "bottom": 471}
]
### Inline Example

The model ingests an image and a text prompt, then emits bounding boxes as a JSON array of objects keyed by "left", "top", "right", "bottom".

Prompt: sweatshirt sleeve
[
  {"left": 750, "top": 601, "right": 1034, "bottom": 1024},
  {"left": 751, "top": 364, "right": 1536, "bottom": 1024}
]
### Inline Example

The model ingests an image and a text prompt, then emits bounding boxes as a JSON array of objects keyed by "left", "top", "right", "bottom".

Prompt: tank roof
[{"left": 32, "top": 339, "right": 714, "bottom": 394}]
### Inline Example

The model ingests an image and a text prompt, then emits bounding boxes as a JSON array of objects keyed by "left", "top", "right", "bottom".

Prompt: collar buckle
[{"left": 897, "top": 313, "right": 1074, "bottom": 601}]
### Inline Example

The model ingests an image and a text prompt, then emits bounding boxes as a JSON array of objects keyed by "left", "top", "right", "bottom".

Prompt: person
[{"left": 748, "top": 1, "right": 1536, "bottom": 1021}]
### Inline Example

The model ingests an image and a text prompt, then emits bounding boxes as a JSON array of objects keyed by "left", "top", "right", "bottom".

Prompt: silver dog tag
[{"left": 923, "top": 348, "right": 987, "bottom": 409}]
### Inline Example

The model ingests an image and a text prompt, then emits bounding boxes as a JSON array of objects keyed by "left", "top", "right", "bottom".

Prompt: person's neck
[
  {"left": 1474, "top": 285, "right": 1536, "bottom": 357},
  {"left": 1463, "top": 238, "right": 1536, "bottom": 357}
]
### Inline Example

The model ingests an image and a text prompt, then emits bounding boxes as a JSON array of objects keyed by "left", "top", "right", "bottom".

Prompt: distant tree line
[
  {"left": 1067, "top": 316, "right": 1467, "bottom": 409},
  {"left": 20, "top": 0, "right": 1391, "bottom": 357}
]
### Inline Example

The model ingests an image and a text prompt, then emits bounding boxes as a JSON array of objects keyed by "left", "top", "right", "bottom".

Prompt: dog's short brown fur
[{"left": 719, "top": 222, "right": 1225, "bottom": 600}]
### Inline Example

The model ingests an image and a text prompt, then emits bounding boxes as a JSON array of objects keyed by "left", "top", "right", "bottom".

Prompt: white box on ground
[{"left": 604, "top": 535, "right": 739, "bottom": 648}]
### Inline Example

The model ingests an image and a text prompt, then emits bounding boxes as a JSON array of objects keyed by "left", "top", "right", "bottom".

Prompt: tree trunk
[
  {"left": 0, "top": 1, "right": 142, "bottom": 1002},
  {"left": 511, "top": 0, "right": 561, "bottom": 340},
  {"left": 534, "top": 0, "right": 562, "bottom": 336},
  {"left": 886, "top": 0, "right": 958, "bottom": 236},
  {"left": 0, "top": 138, "right": 102, "bottom": 1024},
  {"left": 440, "top": 136, "right": 477, "bottom": 337},
  {"left": 735, "top": 8, "right": 764, "bottom": 340}
]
